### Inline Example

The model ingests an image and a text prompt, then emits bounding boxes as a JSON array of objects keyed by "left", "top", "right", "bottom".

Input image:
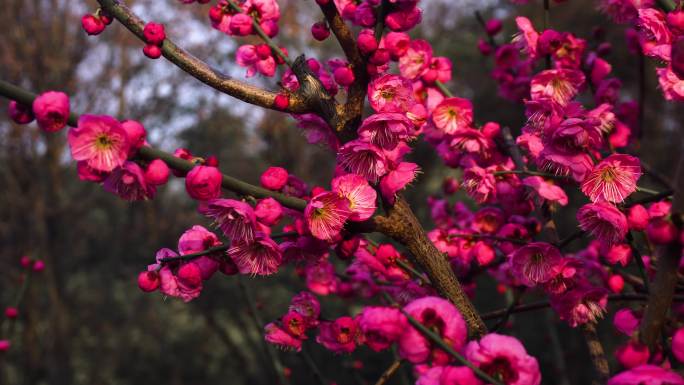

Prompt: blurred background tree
[{"left": 0, "top": 0, "right": 681, "bottom": 384}]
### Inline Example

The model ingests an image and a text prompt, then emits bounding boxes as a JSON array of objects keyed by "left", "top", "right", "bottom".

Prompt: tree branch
[
  {"left": 0, "top": 79, "right": 308, "bottom": 211},
  {"left": 582, "top": 323, "right": 610, "bottom": 385},
  {"left": 373, "top": 197, "right": 487, "bottom": 337},
  {"left": 638, "top": 141, "right": 684, "bottom": 350},
  {"left": 316, "top": 0, "right": 368, "bottom": 138},
  {"left": 95, "top": 0, "right": 309, "bottom": 113}
]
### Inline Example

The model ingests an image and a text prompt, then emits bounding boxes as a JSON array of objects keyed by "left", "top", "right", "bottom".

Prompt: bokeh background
[{"left": 1, "top": 0, "right": 683, "bottom": 384}]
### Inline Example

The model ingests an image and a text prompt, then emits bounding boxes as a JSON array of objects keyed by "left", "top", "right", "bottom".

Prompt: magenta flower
[
  {"left": 289, "top": 291, "right": 320, "bottom": 328},
  {"left": 236, "top": 44, "right": 276, "bottom": 77},
  {"left": 449, "top": 128, "right": 491, "bottom": 157},
  {"left": 551, "top": 285, "right": 608, "bottom": 327},
  {"left": 537, "top": 149, "right": 594, "bottom": 182},
  {"left": 581, "top": 154, "right": 642, "bottom": 203},
  {"left": 358, "top": 306, "right": 407, "bottom": 352},
  {"left": 177, "top": 225, "right": 221, "bottom": 279},
  {"left": 522, "top": 176, "right": 568, "bottom": 206},
  {"left": 357, "top": 113, "right": 413, "bottom": 150},
  {"left": 305, "top": 191, "right": 352, "bottom": 241},
  {"left": 656, "top": 67, "right": 684, "bottom": 101},
  {"left": 68, "top": 115, "right": 130, "bottom": 172},
  {"left": 201, "top": 198, "right": 257, "bottom": 242},
  {"left": 380, "top": 161, "right": 419, "bottom": 204},
  {"left": 598, "top": 0, "right": 654, "bottom": 24},
  {"left": 316, "top": 316, "right": 359, "bottom": 354},
  {"left": 103, "top": 161, "right": 156, "bottom": 201},
  {"left": 509, "top": 242, "right": 563, "bottom": 287},
  {"left": 32, "top": 91, "right": 70, "bottom": 132},
  {"left": 637, "top": 8, "right": 672, "bottom": 61},
  {"left": 462, "top": 166, "right": 496, "bottom": 203},
  {"left": 331, "top": 173, "right": 377, "bottom": 221},
  {"left": 431, "top": 97, "right": 474, "bottom": 135},
  {"left": 383, "top": 31, "right": 410, "bottom": 60},
  {"left": 399, "top": 39, "right": 432, "bottom": 79},
  {"left": 158, "top": 262, "right": 203, "bottom": 302},
  {"left": 8, "top": 100, "right": 34, "bottom": 124},
  {"left": 577, "top": 202, "right": 628, "bottom": 245},
  {"left": 264, "top": 322, "right": 303, "bottom": 352},
  {"left": 0, "top": 340, "right": 11, "bottom": 352},
  {"left": 530, "top": 69, "right": 585, "bottom": 106},
  {"left": 228, "top": 233, "right": 282, "bottom": 276},
  {"left": 465, "top": 333, "right": 541, "bottom": 385},
  {"left": 337, "top": 140, "right": 388, "bottom": 182},
  {"left": 608, "top": 365, "right": 684, "bottom": 385},
  {"left": 305, "top": 260, "right": 338, "bottom": 295},
  {"left": 514, "top": 17, "right": 539, "bottom": 58},
  {"left": 367, "top": 74, "right": 416, "bottom": 113},
  {"left": 185, "top": 165, "right": 222, "bottom": 201},
  {"left": 398, "top": 296, "right": 467, "bottom": 364}
]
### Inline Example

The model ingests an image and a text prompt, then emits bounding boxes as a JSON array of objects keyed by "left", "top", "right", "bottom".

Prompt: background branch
[{"left": 96, "top": 0, "right": 309, "bottom": 113}]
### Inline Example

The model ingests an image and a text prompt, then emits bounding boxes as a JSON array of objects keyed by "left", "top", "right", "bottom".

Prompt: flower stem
[{"left": 435, "top": 80, "right": 453, "bottom": 97}]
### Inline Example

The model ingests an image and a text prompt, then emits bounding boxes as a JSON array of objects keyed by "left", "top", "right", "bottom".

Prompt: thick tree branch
[
  {"left": 374, "top": 197, "right": 488, "bottom": 337},
  {"left": 95, "top": 0, "right": 309, "bottom": 113},
  {"left": 316, "top": 0, "right": 368, "bottom": 138},
  {"left": 638, "top": 142, "right": 684, "bottom": 350},
  {"left": 582, "top": 323, "right": 610, "bottom": 385}
]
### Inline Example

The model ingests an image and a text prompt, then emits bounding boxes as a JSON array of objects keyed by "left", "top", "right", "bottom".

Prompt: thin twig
[
  {"left": 300, "top": 348, "right": 328, "bottom": 385},
  {"left": 627, "top": 232, "right": 650, "bottom": 293},
  {"left": 238, "top": 277, "right": 289, "bottom": 385},
  {"left": 373, "top": 359, "right": 403, "bottom": 385}
]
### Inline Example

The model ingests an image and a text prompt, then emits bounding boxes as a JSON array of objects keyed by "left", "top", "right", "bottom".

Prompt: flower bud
[
  {"left": 607, "top": 274, "right": 624, "bottom": 293},
  {"left": 646, "top": 218, "right": 678, "bottom": 244},
  {"left": 671, "top": 36, "right": 684, "bottom": 79},
  {"left": 477, "top": 38, "right": 493, "bottom": 55},
  {"left": 334, "top": 66, "right": 355, "bottom": 86},
  {"left": 255, "top": 197, "right": 283, "bottom": 226},
  {"left": 357, "top": 29, "right": 378, "bottom": 54},
  {"left": 32, "top": 259, "right": 45, "bottom": 272},
  {"left": 485, "top": 19, "right": 502, "bottom": 35},
  {"left": 143, "top": 22, "right": 166, "bottom": 45},
  {"left": 4, "top": 307, "right": 18, "bottom": 319},
  {"left": 185, "top": 165, "right": 222, "bottom": 200},
  {"left": 230, "top": 13, "right": 253, "bottom": 36},
  {"left": 260, "top": 20, "right": 279, "bottom": 38},
  {"left": 143, "top": 44, "right": 162, "bottom": 59},
  {"left": 32, "top": 91, "right": 70, "bottom": 133},
  {"left": 627, "top": 204, "right": 649, "bottom": 231},
  {"left": 369, "top": 48, "right": 390, "bottom": 65},
  {"left": 208, "top": 6, "right": 223, "bottom": 23},
  {"left": 8, "top": 100, "right": 34, "bottom": 124},
  {"left": 256, "top": 44, "right": 272, "bottom": 60},
  {"left": 260, "top": 166, "right": 288, "bottom": 190},
  {"left": 667, "top": 10, "right": 684, "bottom": 35},
  {"left": 82, "top": 14, "right": 106, "bottom": 35},
  {"left": 0, "top": 340, "right": 10, "bottom": 352},
  {"left": 311, "top": 21, "right": 330, "bottom": 41},
  {"left": 20, "top": 256, "right": 32, "bottom": 268},
  {"left": 274, "top": 94, "right": 289, "bottom": 110},
  {"left": 138, "top": 270, "right": 160, "bottom": 292},
  {"left": 145, "top": 159, "right": 170, "bottom": 185}
]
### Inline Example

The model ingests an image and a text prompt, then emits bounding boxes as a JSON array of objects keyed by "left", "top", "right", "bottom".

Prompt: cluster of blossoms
[
  {"left": 0, "top": 256, "right": 44, "bottom": 354},
  {"left": 7, "top": 0, "right": 684, "bottom": 383}
]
